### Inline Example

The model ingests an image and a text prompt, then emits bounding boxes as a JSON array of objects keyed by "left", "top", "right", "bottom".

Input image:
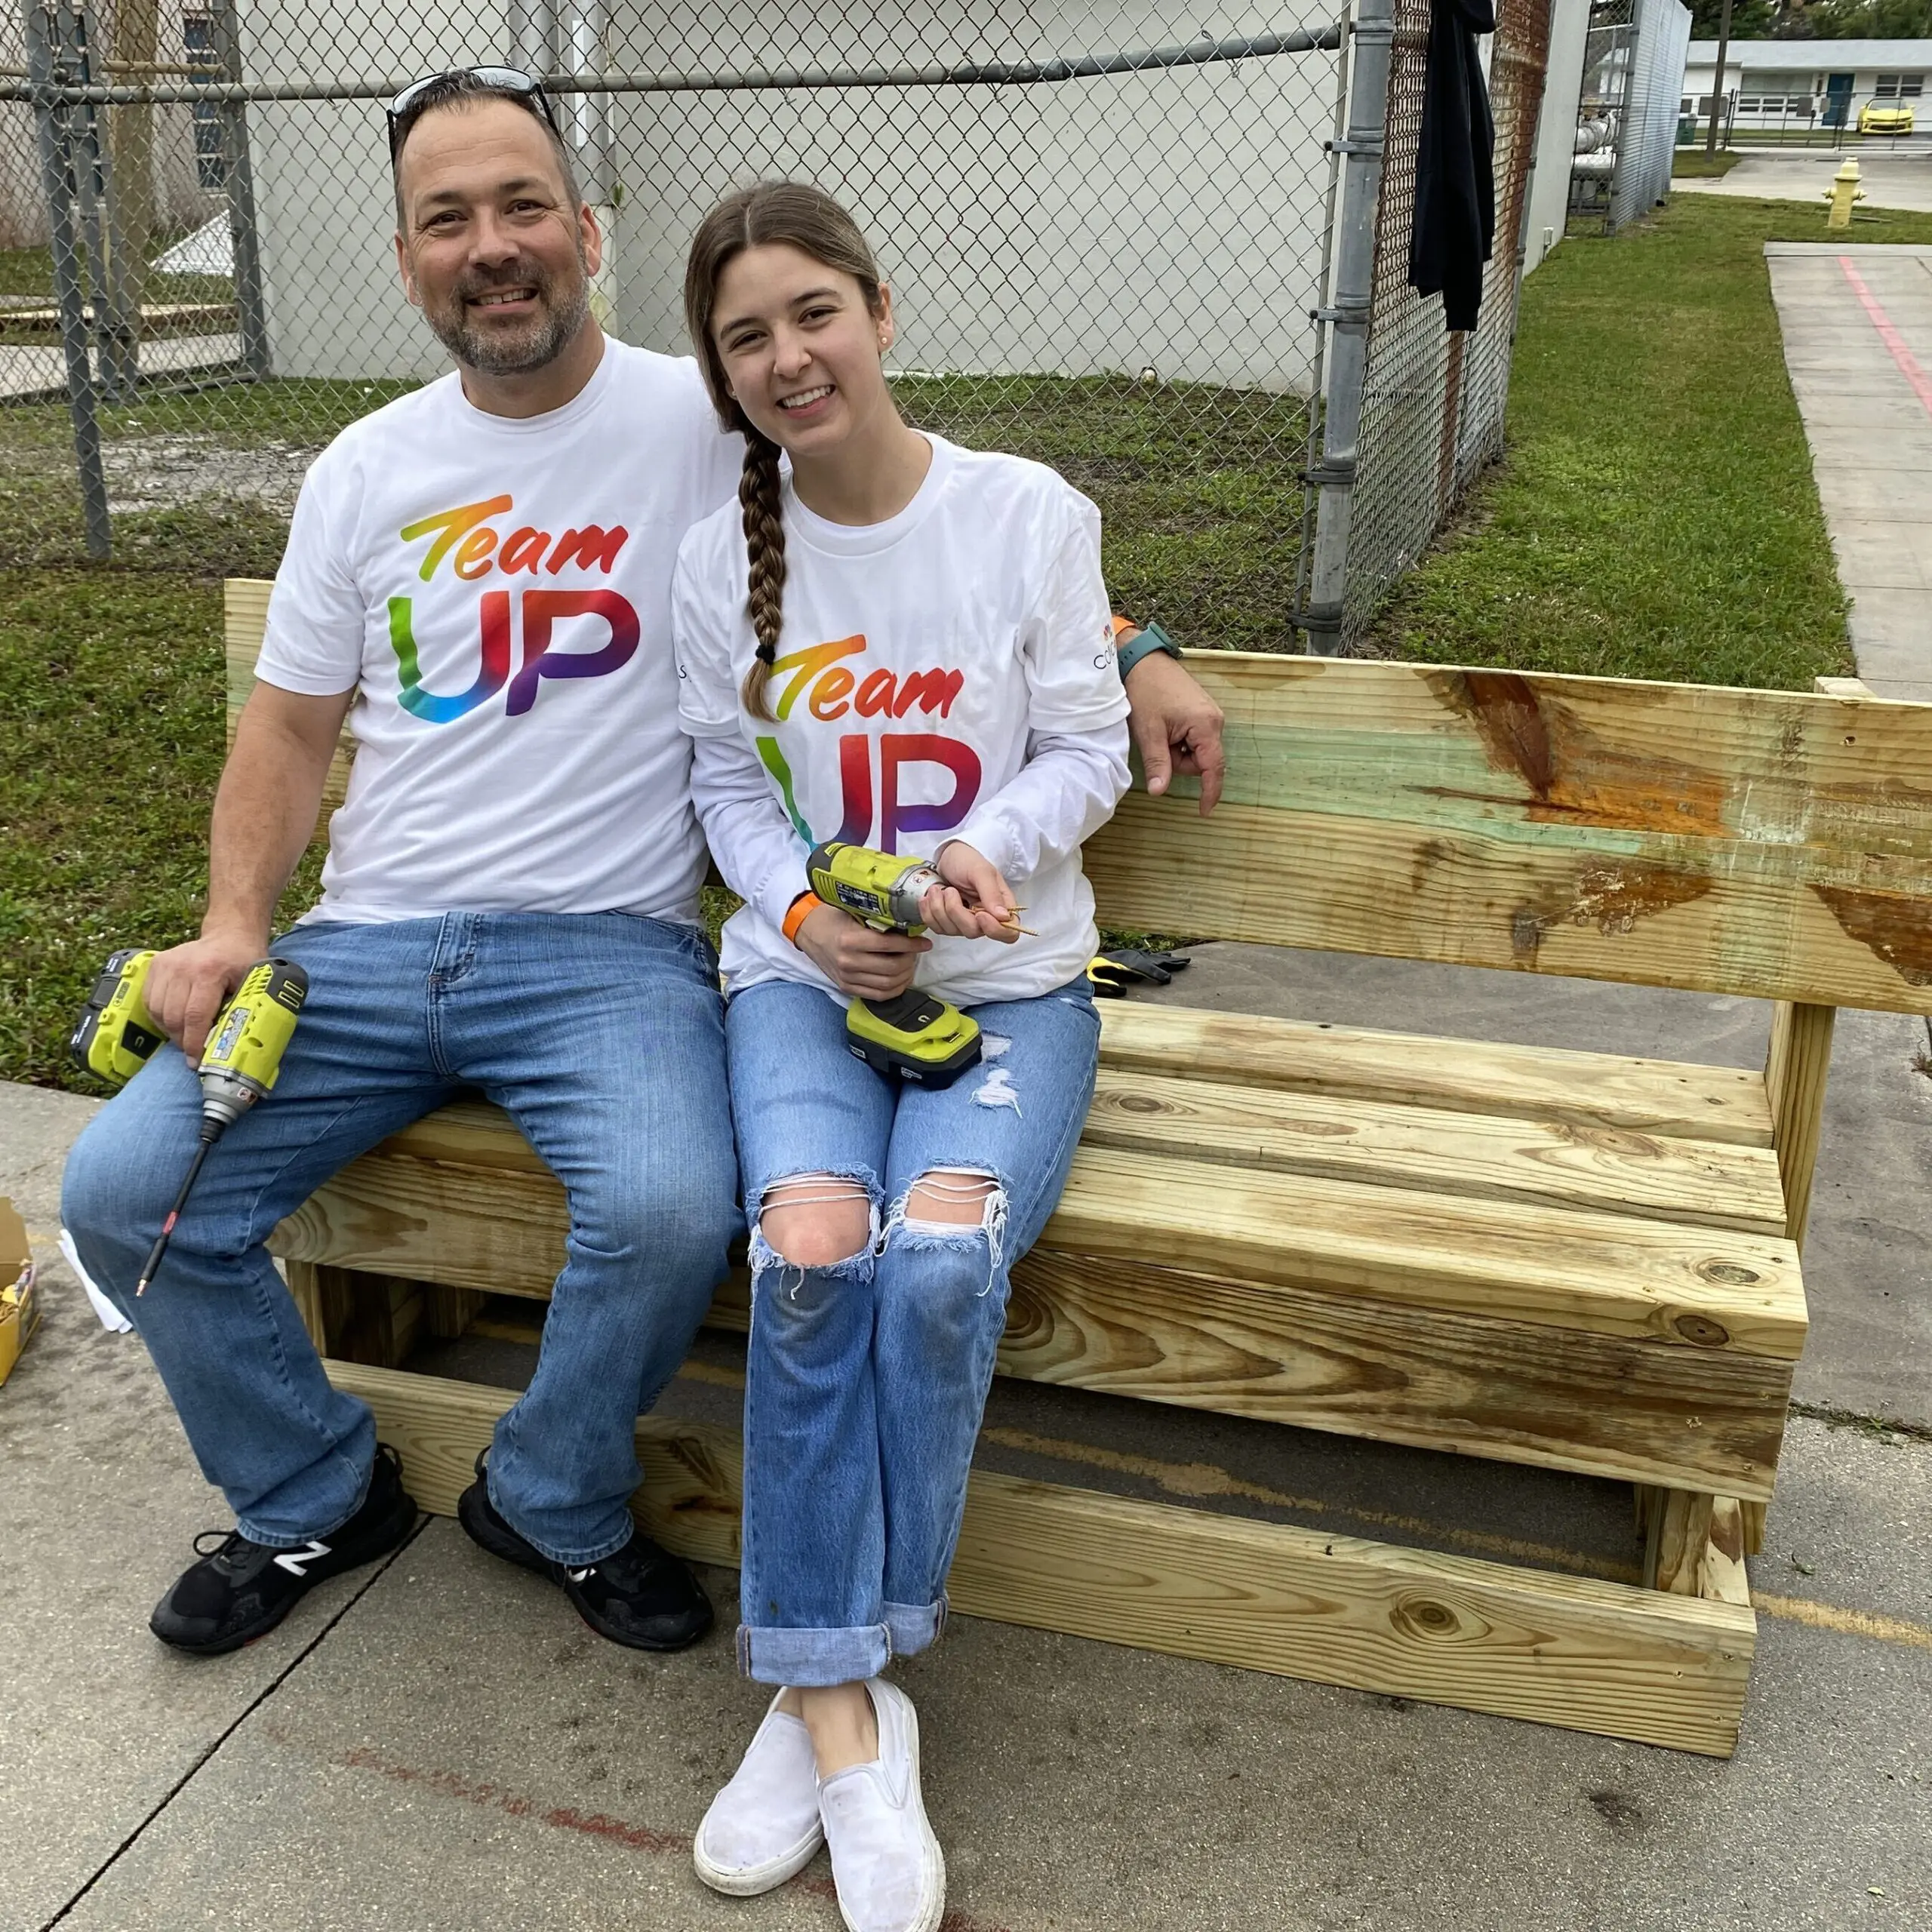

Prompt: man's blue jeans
[
  {"left": 61, "top": 912, "right": 737, "bottom": 1564},
  {"left": 725, "top": 974, "right": 1100, "bottom": 1687}
]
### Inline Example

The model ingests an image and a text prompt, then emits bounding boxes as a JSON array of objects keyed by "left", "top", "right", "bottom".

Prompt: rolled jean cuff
[
  {"left": 738, "top": 1620, "right": 891, "bottom": 1687},
  {"left": 884, "top": 1596, "right": 944, "bottom": 1660}
]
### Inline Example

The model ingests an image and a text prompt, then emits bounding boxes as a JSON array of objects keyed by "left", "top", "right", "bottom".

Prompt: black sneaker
[
  {"left": 149, "top": 1444, "right": 418, "bottom": 1656},
  {"left": 457, "top": 1454, "right": 712, "bottom": 1652}
]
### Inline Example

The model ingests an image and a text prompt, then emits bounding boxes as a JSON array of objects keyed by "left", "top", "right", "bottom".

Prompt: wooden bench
[{"left": 226, "top": 580, "right": 1932, "bottom": 1757}]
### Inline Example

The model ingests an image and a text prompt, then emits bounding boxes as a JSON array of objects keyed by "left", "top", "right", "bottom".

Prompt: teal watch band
[{"left": 1115, "top": 619, "right": 1183, "bottom": 680}]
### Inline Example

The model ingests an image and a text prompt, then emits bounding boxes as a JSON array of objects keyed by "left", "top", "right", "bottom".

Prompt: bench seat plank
[
  {"left": 328, "top": 1358, "right": 1755, "bottom": 1757},
  {"left": 274, "top": 1120, "right": 1804, "bottom": 1364},
  {"left": 1083, "top": 1069, "right": 1787, "bottom": 1233},
  {"left": 1004, "top": 1252, "right": 1789, "bottom": 1498},
  {"left": 1095, "top": 1002, "right": 1773, "bottom": 1146},
  {"left": 1048, "top": 1147, "right": 1803, "bottom": 1359}
]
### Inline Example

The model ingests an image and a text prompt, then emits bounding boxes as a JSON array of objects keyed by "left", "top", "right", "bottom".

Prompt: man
[{"left": 61, "top": 69, "right": 1226, "bottom": 1659}]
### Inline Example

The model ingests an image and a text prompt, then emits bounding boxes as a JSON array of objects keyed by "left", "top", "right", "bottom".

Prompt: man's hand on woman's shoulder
[{"left": 1118, "top": 635, "right": 1226, "bottom": 817}]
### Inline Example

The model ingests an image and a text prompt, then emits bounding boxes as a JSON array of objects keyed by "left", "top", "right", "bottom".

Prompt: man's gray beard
[{"left": 430, "top": 272, "right": 592, "bottom": 377}]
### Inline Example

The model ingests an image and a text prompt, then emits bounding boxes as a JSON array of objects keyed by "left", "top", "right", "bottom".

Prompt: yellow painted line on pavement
[{"left": 1752, "top": 1591, "right": 1932, "bottom": 1653}]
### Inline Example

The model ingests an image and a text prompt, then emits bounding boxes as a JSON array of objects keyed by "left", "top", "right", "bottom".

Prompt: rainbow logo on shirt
[
  {"left": 386, "top": 494, "right": 640, "bottom": 723},
  {"left": 753, "top": 635, "right": 982, "bottom": 854}
]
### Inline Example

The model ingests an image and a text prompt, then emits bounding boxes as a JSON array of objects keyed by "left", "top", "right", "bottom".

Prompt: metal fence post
[
  {"left": 24, "top": 0, "right": 112, "bottom": 558},
  {"left": 1299, "top": 0, "right": 1394, "bottom": 654},
  {"left": 212, "top": 0, "right": 271, "bottom": 377},
  {"left": 70, "top": 2, "right": 141, "bottom": 398}
]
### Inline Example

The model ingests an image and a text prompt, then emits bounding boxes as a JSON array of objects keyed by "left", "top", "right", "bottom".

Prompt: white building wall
[
  {"left": 240, "top": 6, "right": 515, "bottom": 384},
  {"left": 1524, "top": 0, "right": 1592, "bottom": 275},
  {"left": 235, "top": 2, "right": 1341, "bottom": 392}
]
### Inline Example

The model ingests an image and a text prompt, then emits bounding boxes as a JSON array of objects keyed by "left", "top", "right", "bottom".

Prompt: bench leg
[
  {"left": 1641, "top": 1487, "right": 1751, "bottom": 1604},
  {"left": 1637, "top": 1484, "right": 1767, "bottom": 1564},
  {"left": 283, "top": 1259, "right": 426, "bottom": 1370},
  {"left": 423, "top": 1284, "right": 487, "bottom": 1341}
]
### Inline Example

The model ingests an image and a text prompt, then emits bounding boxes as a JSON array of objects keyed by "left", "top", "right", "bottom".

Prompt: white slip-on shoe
[
  {"left": 816, "top": 1678, "right": 946, "bottom": 1932},
  {"left": 693, "top": 1690, "right": 825, "bottom": 1896}
]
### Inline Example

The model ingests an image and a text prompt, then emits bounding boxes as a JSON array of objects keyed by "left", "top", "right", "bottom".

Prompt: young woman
[{"left": 671, "top": 180, "right": 1131, "bottom": 1932}]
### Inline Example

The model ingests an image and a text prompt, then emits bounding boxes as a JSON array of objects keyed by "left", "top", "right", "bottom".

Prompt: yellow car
[{"left": 1860, "top": 100, "right": 1915, "bottom": 134}]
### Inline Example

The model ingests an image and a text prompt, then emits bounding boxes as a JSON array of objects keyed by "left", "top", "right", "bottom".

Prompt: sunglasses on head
[{"left": 386, "top": 66, "right": 563, "bottom": 162}]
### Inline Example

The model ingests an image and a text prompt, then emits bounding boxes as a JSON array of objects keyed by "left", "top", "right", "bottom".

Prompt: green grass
[
  {"left": 1671, "top": 149, "right": 1743, "bottom": 177},
  {"left": 1362, "top": 193, "right": 1932, "bottom": 685},
  {"left": 0, "top": 571, "right": 322, "bottom": 1088}
]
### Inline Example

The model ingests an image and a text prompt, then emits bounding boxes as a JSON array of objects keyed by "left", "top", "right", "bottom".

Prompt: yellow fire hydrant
[{"left": 1826, "top": 157, "right": 1865, "bottom": 229}]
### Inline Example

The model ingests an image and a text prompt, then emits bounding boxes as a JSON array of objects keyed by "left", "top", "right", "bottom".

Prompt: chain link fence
[
  {"left": 1567, "top": 0, "right": 1687, "bottom": 234},
  {"left": 4, "top": 0, "right": 1551, "bottom": 652},
  {"left": 1306, "top": 0, "right": 1551, "bottom": 645}
]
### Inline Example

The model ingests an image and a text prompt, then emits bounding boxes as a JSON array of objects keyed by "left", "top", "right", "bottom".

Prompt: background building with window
[{"left": 1680, "top": 39, "right": 1931, "bottom": 137}]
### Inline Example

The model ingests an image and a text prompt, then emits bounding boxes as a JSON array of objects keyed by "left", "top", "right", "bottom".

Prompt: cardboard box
[{"left": 0, "top": 1198, "right": 39, "bottom": 1386}]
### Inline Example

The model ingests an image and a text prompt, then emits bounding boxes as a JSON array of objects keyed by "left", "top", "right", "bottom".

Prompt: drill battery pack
[
  {"left": 70, "top": 949, "right": 165, "bottom": 1086},
  {"left": 843, "top": 987, "right": 982, "bottom": 1088}
]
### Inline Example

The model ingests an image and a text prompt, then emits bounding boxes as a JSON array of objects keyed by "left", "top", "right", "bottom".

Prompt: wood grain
[
  {"left": 328, "top": 1360, "right": 1755, "bottom": 1757},
  {"left": 225, "top": 578, "right": 352, "bottom": 838},
  {"left": 1077, "top": 654, "right": 1932, "bottom": 1013},
  {"left": 273, "top": 1137, "right": 1807, "bottom": 1360},
  {"left": 1764, "top": 1001, "right": 1838, "bottom": 1251},
  {"left": 1081, "top": 1068, "right": 1787, "bottom": 1232},
  {"left": 1045, "top": 1146, "right": 1807, "bottom": 1360},
  {"left": 1698, "top": 1497, "right": 1752, "bottom": 1608},
  {"left": 1096, "top": 1002, "right": 1774, "bottom": 1147},
  {"left": 1004, "top": 1251, "right": 1792, "bottom": 1498}
]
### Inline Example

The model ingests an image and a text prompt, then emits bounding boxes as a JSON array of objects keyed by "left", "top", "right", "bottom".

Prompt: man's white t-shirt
[
  {"left": 257, "top": 339, "right": 740, "bottom": 924},
  {"left": 672, "top": 435, "right": 1131, "bottom": 1004}
]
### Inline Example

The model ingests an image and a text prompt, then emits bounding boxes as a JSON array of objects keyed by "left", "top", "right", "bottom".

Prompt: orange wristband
[{"left": 781, "top": 891, "right": 818, "bottom": 948}]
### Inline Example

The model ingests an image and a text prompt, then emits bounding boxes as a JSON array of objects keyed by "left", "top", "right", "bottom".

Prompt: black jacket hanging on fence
[{"left": 1409, "top": 0, "right": 1497, "bottom": 331}]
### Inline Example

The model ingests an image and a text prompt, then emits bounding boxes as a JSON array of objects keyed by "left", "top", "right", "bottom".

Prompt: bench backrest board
[{"left": 225, "top": 580, "right": 1932, "bottom": 1015}]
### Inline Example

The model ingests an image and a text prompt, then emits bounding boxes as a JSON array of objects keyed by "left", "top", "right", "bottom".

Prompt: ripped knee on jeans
[
  {"left": 755, "top": 1173, "right": 875, "bottom": 1270},
  {"left": 900, "top": 1168, "right": 1003, "bottom": 1232},
  {"left": 883, "top": 1169, "right": 1010, "bottom": 1294}
]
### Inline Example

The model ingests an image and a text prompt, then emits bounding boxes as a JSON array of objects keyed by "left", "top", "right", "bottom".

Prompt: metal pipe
[
  {"left": 0, "top": 24, "right": 1345, "bottom": 103},
  {"left": 72, "top": 3, "right": 140, "bottom": 398},
  {"left": 25, "top": 0, "right": 111, "bottom": 558},
  {"left": 1297, "top": 0, "right": 1392, "bottom": 654},
  {"left": 1293, "top": 11, "right": 1355, "bottom": 631},
  {"left": 211, "top": 0, "right": 269, "bottom": 377}
]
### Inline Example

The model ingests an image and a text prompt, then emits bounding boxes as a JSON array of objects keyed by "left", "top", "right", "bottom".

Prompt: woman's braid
[{"left": 739, "top": 430, "right": 787, "bottom": 719}]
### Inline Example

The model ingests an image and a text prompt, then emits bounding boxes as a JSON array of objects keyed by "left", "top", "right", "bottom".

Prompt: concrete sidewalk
[
  {"left": 1769, "top": 242, "right": 1932, "bottom": 703},
  {"left": 1676, "top": 151, "right": 1932, "bottom": 214},
  {"left": 5, "top": 951, "right": 1929, "bottom": 1932}
]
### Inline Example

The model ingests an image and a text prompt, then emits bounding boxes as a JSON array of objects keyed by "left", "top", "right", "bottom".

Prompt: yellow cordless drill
[
  {"left": 72, "top": 950, "right": 309, "bottom": 1293},
  {"left": 806, "top": 842, "right": 983, "bottom": 1088}
]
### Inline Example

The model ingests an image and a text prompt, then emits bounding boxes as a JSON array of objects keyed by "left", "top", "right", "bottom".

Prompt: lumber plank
[
  {"left": 1046, "top": 1147, "right": 1807, "bottom": 1361},
  {"left": 1078, "top": 654, "right": 1932, "bottom": 1014},
  {"left": 423, "top": 1284, "right": 487, "bottom": 1341},
  {"left": 1097, "top": 1003, "right": 1774, "bottom": 1148},
  {"left": 274, "top": 1139, "right": 1807, "bottom": 1360},
  {"left": 1081, "top": 1068, "right": 1787, "bottom": 1232},
  {"left": 224, "top": 578, "right": 352, "bottom": 836},
  {"left": 1004, "top": 1251, "right": 1792, "bottom": 1499},
  {"left": 1645, "top": 1490, "right": 1715, "bottom": 1594},
  {"left": 1697, "top": 1497, "right": 1752, "bottom": 1608},
  {"left": 328, "top": 1360, "right": 1755, "bottom": 1757},
  {"left": 1740, "top": 1498, "right": 1767, "bottom": 1557},
  {"left": 1764, "top": 1001, "right": 1837, "bottom": 1251},
  {"left": 284, "top": 1259, "right": 328, "bottom": 1355}
]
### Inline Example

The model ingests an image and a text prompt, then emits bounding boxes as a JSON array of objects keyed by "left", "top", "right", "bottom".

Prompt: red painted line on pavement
[
  {"left": 325, "top": 1740, "right": 1017, "bottom": 1932},
  {"left": 1839, "top": 254, "right": 1932, "bottom": 417}
]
